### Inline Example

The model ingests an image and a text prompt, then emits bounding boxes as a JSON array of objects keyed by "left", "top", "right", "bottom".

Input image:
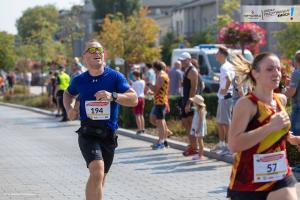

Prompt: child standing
[
  {"left": 190, "top": 95, "right": 207, "bottom": 160},
  {"left": 132, "top": 71, "right": 146, "bottom": 134}
]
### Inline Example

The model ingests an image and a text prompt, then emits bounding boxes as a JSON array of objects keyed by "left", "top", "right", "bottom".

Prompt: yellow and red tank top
[
  {"left": 154, "top": 71, "right": 169, "bottom": 105},
  {"left": 228, "top": 92, "right": 291, "bottom": 192}
]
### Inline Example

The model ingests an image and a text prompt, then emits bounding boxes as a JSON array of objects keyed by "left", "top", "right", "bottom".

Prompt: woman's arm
[{"left": 228, "top": 97, "right": 290, "bottom": 153}]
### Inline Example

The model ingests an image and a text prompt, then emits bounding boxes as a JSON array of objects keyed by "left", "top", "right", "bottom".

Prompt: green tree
[
  {"left": 98, "top": 8, "right": 160, "bottom": 65},
  {"left": 16, "top": 5, "right": 65, "bottom": 65},
  {"left": 16, "top": 5, "right": 59, "bottom": 42},
  {"left": 274, "top": 23, "right": 300, "bottom": 58},
  {"left": 217, "top": 0, "right": 240, "bottom": 29},
  {"left": 0, "top": 32, "right": 15, "bottom": 70},
  {"left": 92, "top": 0, "right": 140, "bottom": 30},
  {"left": 160, "top": 32, "right": 190, "bottom": 65},
  {"left": 188, "top": 26, "right": 217, "bottom": 47}
]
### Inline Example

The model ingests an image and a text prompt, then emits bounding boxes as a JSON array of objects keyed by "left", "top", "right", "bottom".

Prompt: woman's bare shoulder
[{"left": 233, "top": 96, "right": 257, "bottom": 117}]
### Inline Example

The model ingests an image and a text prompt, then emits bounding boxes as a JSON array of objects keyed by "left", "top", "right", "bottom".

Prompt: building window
[{"left": 155, "top": 8, "right": 161, "bottom": 15}]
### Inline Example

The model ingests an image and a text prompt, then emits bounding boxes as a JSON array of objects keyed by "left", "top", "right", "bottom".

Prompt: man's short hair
[
  {"left": 218, "top": 45, "right": 229, "bottom": 57},
  {"left": 84, "top": 39, "right": 102, "bottom": 52},
  {"left": 295, "top": 50, "right": 300, "bottom": 64},
  {"left": 146, "top": 63, "right": 153, "bottom": 69},
  {"left": 153, "top": 61, "right": 166, "bottom": 71},
  {"left": 132, "top": 71, "right": 140, "bottom": 77}
]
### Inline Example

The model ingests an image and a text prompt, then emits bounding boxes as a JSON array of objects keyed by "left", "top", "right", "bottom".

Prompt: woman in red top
[{"left": 227, "top": 52, "right": 299, "bottom": 200}]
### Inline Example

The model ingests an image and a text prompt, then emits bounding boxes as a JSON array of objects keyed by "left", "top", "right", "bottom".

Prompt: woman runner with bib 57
[{"left": 227, "top": 52, "right": 300, "bottom": 200}]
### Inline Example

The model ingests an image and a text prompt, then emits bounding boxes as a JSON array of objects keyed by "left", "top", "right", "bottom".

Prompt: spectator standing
[
  {"left": 144, "top": 63, "right": 156, "bottom": 95},
  {"left": 213, "top": 46, "right": 235, "bottom": 155},
  {"left": 46, "top": 71, "right": 57, "bottom": 111},
  {"left": 144, "top": 63, "right": 156, "bottom": 85},
  {"left": 191, "top": 58, "right": 205, "bottom": 94},
  {"left": 56, "top": 66, "right": 70, "bottom": 122},
  {"left": 178, "top": 52, "right": 199, "bottom": 156},
  {"left": 0, "top": 74, "right": 6, "bottom": 96},
  {"left": 24, "top": 71, "right": 32, "bottom": 88},
  {"left": 147, "top": 61, "right": 170, "bottom": 150},
  {"left": 6, "top": 71, "right": 16, "bottom": 96},
  {"left": 189, "top": 95, "right": 207, "bottom": 161},
  {"left": 53, "top": 71, "right": 61, "bottom": 117},
  {"left": 284, "top": 50, "right": 300, "bottom": 136},
  {"left": 132, "top": 71, "right": 146, "bottom": 134},
  {"left": 168, "top": 60, "right": 183, "bottom": 96},
  {"left": 71, "top": 62, "right": 84, "bottom": 79}
]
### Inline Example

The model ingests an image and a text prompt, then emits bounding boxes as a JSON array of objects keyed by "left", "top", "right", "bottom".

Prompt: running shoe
[
  {"left": 164, "top": 140, "right": 169, "bottom": 148},
  {"left": 152, "top": 143, "right": 165, "bottom": 150},
  {"left": 182, "top": 146, "right": 198, "bottom": 156}
]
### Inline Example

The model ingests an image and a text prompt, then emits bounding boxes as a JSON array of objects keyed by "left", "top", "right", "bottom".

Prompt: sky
[{"left": 0, "top": 0, "right": 84, "bottom": 35}]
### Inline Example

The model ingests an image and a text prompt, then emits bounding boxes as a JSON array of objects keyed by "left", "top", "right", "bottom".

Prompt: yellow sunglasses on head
[{"left": 85, "top": 47, "right": 104, "bottom": 54}]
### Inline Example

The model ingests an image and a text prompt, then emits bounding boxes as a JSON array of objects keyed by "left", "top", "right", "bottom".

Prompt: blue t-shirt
[
  {"left": 290, "top": 68, "right": 300, "bottom": 107},
  {"left": 67, "top": 67, "right": 130, "bottom": 131}
]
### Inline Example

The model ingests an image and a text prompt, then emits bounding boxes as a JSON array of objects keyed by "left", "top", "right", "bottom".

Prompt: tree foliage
[
  {"left": 217, "top": 0, "right": 240, "bottom": 29},
  {"left": 16, "top": 5, "right": 59, "bottom": 42},
  {"left": 161, "top": 32, "right": 190, "bottom": 65},
  {"left": 16, "top": 5, "right": 65, "bottom": 65},
  {"left": 98, "top": 8, "right": 161, "bottom": 64},
  {"left": 274, "top": 23, "right": 300, "bottom": 58},
  {"left": 92, "top": 0, "right": 140, "bottom": 30},
  {"left": 0, "top": 32, "right": 15, "bottom": 70}
]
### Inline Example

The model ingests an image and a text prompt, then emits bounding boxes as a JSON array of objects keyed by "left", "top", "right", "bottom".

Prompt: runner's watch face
[{"left": 112, "top": 92, "right": 118, "bottom": 101}]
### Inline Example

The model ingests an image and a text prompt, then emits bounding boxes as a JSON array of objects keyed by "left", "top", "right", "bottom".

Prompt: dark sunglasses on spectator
[{"left": 85, "top": 47, "right": 104, "bottom": 54}]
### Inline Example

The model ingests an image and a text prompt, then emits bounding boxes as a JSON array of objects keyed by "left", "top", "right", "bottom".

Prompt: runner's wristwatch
[{"left": 112, "top": 92, "right": 118, "bottom": 102}]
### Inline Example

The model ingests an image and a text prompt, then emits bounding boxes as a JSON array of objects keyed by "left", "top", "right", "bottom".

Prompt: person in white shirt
[
  {"left": 132, "top": 71, "right": 146, "bottom": 134},
  {"left": 213, "top": 46, "right": 235, "bottom": 155}
]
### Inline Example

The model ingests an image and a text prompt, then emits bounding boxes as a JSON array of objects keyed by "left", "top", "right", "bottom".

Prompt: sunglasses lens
[
  {"left": 87, "top": 47, "right": 103, "bottom": 54},
  {"left": 97, "top": 48, "right": 103, "bottom": 54},
  {"left": 88, "top": 47, "right": 96, "bottom": 54}
]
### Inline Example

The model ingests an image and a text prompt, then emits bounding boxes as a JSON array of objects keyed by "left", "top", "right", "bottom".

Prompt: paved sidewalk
[{"left": 0, "top": 103, "right": 299, "bottom": 200}]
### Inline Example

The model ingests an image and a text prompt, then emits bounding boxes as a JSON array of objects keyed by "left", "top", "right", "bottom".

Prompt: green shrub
[
  {"left": 13, "top": 84, "right": 30, "bottom": 95},
  {"left": 3, "top": 94, "right": 49, "bottom": 109},
  {"left": 119, "top": 93, "right": 219, "bottom": 129}
]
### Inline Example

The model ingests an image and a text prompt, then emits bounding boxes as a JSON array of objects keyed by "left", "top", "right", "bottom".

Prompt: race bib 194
[{"left": 85, "top": 100, "right": 110, "bottom": 120}]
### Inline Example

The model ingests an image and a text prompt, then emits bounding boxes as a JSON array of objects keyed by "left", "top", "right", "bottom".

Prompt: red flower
[{"left": 218, "top": 22, "right": 266, "bottom": 54}]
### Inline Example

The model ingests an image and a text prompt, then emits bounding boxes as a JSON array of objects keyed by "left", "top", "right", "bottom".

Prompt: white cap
[{"left": 178, "top": 52, "right": 191, "bottom": 61}]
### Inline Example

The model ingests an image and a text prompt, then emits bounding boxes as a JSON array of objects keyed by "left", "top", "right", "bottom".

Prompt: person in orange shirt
[
  {"left": 147, "top": 61, "right": 170, "bottom": 150},
  {"left": 0, "top": 74, "right": 6, "bottom": 96}
]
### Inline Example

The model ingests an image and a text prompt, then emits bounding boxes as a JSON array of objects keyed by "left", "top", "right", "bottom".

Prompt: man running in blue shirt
[{"left": 63, "top": 39, "right": 137, "bottom": 200}]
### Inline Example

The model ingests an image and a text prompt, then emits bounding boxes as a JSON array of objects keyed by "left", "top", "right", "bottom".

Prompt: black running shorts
[{"left": 78, "top": 134, "right": 117, "bottom": 173}]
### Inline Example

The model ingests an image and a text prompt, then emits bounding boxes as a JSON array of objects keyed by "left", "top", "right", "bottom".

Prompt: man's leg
[
  {"left": 86, "top": 160, "right": 105, "bottom": 200},
  {"left": 140, "top": 115, "right": 145, "bottom": 131},
  {"left": 135, "top": 115, "right": 141, "bottom": 131},
  {"left": 156, "top": 119, "right": 166, "bottom": 141},
  {"left": 182, "top": 116, "right": 198, "bottom": 156},
  {"left": 217, "top": 123, "right": 226, "bottom": 142},
  {"left": 183, "top": 116, "right": 197, "bottom": 149},
  {"left": 149, "top": 114, "right": 156, "bottom": 126}
]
